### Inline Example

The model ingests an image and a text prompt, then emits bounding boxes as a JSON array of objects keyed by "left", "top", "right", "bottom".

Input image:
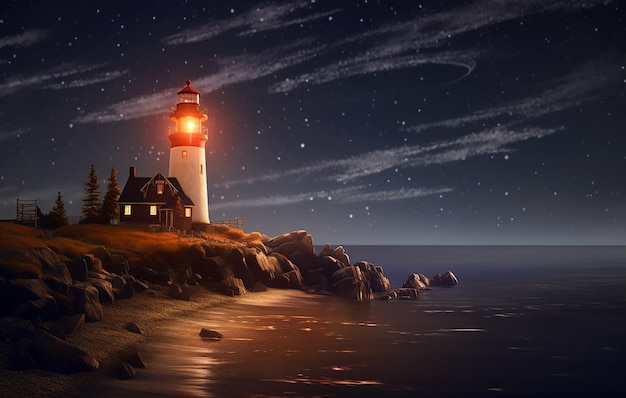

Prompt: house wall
[{"left": 119, "top": 204, "right": 160, "bottom": 224}]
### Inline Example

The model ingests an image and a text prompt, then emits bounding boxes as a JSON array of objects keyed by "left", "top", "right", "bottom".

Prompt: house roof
[{"left": 119, "top": 171, "right": 195, "bottom": 206}]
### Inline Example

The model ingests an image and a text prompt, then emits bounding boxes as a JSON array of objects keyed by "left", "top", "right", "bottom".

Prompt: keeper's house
[{"left": 118, "top": 166, "right": 194, "bottom": 231}]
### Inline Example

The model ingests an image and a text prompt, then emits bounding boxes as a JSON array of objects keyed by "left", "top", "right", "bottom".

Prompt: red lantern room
[{"left": 168, "top": 80, "right": 208, "bottom": 148}]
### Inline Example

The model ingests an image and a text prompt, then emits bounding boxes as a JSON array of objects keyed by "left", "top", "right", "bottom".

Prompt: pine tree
[
  {"left": 48, "top": 191, "right": 68, "bottom": 228},
  {"left": 101, "top": 167, "right": 121, "bottom": 224},
  {"left": 82, "top": 164, "right": 101, "bottom": 223}
]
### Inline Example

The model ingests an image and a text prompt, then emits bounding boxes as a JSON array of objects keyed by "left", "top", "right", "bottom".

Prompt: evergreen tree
[
  {"left": 101, "top": 167, "right": 121, "bottom": 224},
  {"left": 48, "top": 191, "right": 68, "bottom": 228},
  {"left": 82, "top": 164, "right": 101, "bottom": 223}
]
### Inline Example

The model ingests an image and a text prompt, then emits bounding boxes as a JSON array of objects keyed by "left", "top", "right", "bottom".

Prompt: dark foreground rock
[{"left": 199, "top": 328, "right": 224, "bottom": 340}]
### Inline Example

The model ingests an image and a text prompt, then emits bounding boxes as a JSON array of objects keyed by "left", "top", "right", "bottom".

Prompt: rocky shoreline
[{"left": 0, "top": 227, "right": 457, "bottom": 396}]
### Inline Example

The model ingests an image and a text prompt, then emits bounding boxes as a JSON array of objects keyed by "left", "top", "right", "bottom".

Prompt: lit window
[
  {"left": 150, "top": 205, "right": 157, "bottom": 216},
  {"left": 156, "top": 181, "right": 164, "bottom": 194},
  {"left": 124, "top": 205, "right": 131, "bottom": 216},
  {"left": 182, "top": 151, "right": 187, "bottom": 159},
  {"left": 185, "top": 207, "right": 192, "bottom": 218}
]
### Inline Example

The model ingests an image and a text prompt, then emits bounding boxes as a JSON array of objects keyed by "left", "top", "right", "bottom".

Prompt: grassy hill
[{"left": 0, "top": 221, "right": 265, "bottom": 277}]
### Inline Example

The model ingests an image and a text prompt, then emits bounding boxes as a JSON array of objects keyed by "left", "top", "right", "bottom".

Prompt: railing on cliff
[
  {"left": 16, "top": 199, "right": 38, "bottom": 227},
  {"left": 215, "top": 218, "right": 244, "bottom": 231}
]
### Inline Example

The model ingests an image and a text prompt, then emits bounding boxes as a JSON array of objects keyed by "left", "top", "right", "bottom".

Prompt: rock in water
[
  {"left": 200, "top": 328, "right": 224, "bottom": 340},
  {"left": 125, "top": 352, "right": 147, "bottom": 369},
  {"left": 116, "top": 362, "right": 137, "bottom": 379},
  {"left": 432, "top": 271, "right": 459, "bottom": 286}
]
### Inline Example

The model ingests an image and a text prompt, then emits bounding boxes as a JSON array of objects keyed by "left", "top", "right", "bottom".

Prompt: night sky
[{"left": 1, "top": 1, "right": 624, "bottom": 245}]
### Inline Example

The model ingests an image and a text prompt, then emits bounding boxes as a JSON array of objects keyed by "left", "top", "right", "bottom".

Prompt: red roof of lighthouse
[{"left": 177, "top": 79, "right": 200, "bottom": 95}]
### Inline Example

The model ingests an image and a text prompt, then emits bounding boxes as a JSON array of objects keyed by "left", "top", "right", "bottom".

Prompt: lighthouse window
[
  {"left": 199, "top": 164, "right": 203, "bottom": 174},
  {"left": 124, "top": 205, "right": 131, "bottom": 216},
  {"left": 185, "top": 207, "right": 192, "bottom": 218},
  {"left": 182, "top": 151, "right": 187, "bottom": 159}
]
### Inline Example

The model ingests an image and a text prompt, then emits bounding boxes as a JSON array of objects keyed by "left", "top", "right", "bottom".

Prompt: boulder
[
  {"left": 330, "top": 266, "right": 373, "bottom": 301},
  {"left": 25, "top": 247, "right": 71, "bottom": 285},
  {"left": 271, "top": 269, "right": 305, "bottom": 289},
  {"left": 8, "top": 278, "right": 54, "bottom": 303},
  {"left": 72, "top": 282, "right": 104, "bottom": 322},
  {"left": 169, "top": 283, "right": 190, "bottom": 301},
  {"left": 269, "top": 252, "right": 299, "bottom": 273},
  {"left": 91, "top": 246, "right": 129, "bottom": 275},
  {"left": 431, "top": 271, "right": 459, "bottom": 286},
  {"left": 199, "top": 328, "right": 224, "bottom": 340},
  {"left": 213, "top": 277, "right": 246, "bottom": 296},
  {"left": 227, "top": 249, "right": 256, "bottom": 290},
  {"left": 356, "top": 261, "right": 390, "bottom": 293},
  {"left": 382, "top": 288, "right": 420, "bottom": 300},
  {"left": 125, "top": 321, "right": 143, "bottom": 334},
  {"left": 244, "top": 250, "right": 284, "bottom": 287},
  {"left": 59, "top": 313, "right": 85, "bottom": 335},
  {"left": 264, "top": 230, "right": 317, "bottom": 264},
  {"left": 317, "top": 255, "right": 345, "bottom": 281},
  {"left": 116, "top": 362, "right": 137, "bottom": 379},
  {"left": 124, "top": 352, "right": 147, "bottom": 369},
  {"left": 402, "top": 273, "right": 428, "bottom": 290},
  {"left": 34, "top": 330, "right": 99, "bottom": 373},
  {"left": 65, "top": 257, "right": 88, "bottom": 282},
  {"left": 12, "top": 297, "right": 59, "bottom": 321},
  {"left": 320, "top": 244, "right": 350, "bottom": 267},
  {"left": 87, "top": 278, "right": 115, "bottom": 304},
  {"left": 121, "top": 274, "right": 136, "bottom": 298}
]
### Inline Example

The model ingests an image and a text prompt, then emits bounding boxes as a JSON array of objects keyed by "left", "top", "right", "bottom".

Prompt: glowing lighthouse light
[{"left": 168, "top": 80, "right": 210, "bottom": 224}]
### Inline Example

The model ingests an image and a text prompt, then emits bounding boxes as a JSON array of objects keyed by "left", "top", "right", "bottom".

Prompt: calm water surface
[{"left": 86, "top": 246, "right": 626, "bottom": 397}]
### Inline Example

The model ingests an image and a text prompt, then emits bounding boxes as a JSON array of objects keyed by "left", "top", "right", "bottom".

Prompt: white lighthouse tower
[{"left": 168, "top": 80, "right": 210, "bottom": 224}]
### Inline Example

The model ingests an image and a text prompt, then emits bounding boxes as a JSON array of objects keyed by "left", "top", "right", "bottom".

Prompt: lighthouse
[{"left": 168, "top": 80, "right": 210, "bottom": 224}]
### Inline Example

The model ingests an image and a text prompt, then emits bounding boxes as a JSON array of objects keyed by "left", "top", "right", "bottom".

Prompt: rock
[
  {"left": 105, "top": 273, "right": 127, "bottom": 299},
  {"left": 34, "top": 329, "right": 99, "bottom": 373},
  {"left": 199, "top": 328, "right": 224, "bottom": 340},
  {"left": 116, "top": 362, "right": 137, "bottom": 380},
  {"left": 121, "top": 274, "right": 136, "bottom": 298},
  {"left": 125, "top": 321, "right": 142, "bottom": 334},
  {"left": 8, "top": 278, "right": 54, "bottom": 303},
  {"left": 72, "top": 282, "right": 104, "bottom": 322},
  {"left": 382, "top": 288, "right": 420, "bottom": 300},
  {"left": 402, "top": 273, "right": 428, "bottom": 289},
  {"left": 272, "top": 269, "right": 305, "bottom": 289},
  {"left": 331, "top": 266, "right": 373, "bottom": 301},
  {"left": 47, "top": 322, "right": 66, "bottom": 340},
  {"left": 133, "top": 279, "right": 149, "bottom": 292},
  {"left": 432, "top": 271, "right": 459, "bottom": 286},
  {"left": 87, "top": 277, "right": 115, "bottom": 304},
  {"left": 169, "top": 282, "right": 190, "bottom": 301},
  {"left": 125, "top": 352, "right": 147, "bottom": 369},
  {"left": 213, "top": 277, "right": 246, "bottom": 296},
  {"left": 244, "top": 250, "right": 282, "bottom": 285},
  {"left": 227, "top": 249, "right": 256, "bottom": 290},
  {"left": 12, "top": 297, "right": 60, "bottom": 321},
  {"left": 65, "top": 257, "right": 88, "bottom": 282},
  {"left": 130, "top": 267, "right": 171, "bottom": 285},
  {"left": 317, "top": 255, "right": 345, "bottom": 281},
  {"left": 0, "top": 316, "right": 35, "bottom": 340},
  {"left": 25, "top": 247, "right": 71, "bottom": 285},
  {"left": 59, "top": 313, "right": 85, "bottom": 335},
  {"left": 91, "top": 246, "right": 129, "bottom": 275},
  {"left": 356, "top": 261, "right": 390, "bottom": 293},
  {"left": 320, "top": 244, "right": 350, "bottom": 267},
  {"left": 264, "top": 230, "right": 317, "bottom": 265}
]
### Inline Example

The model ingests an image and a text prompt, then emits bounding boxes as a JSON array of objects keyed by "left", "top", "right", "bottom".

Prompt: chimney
[{"left": 129, "top": 166, "right": 136, "bottom": 178}]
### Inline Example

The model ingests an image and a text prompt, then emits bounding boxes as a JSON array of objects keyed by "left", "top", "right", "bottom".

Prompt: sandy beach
[{"left": 0, "top": 285, "right": 235, "bottom": 398}]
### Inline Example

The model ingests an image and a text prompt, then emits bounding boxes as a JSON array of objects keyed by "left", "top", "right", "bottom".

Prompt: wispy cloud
[
  {"left": 407, "top": 58, "right": 621, "bottom": 133},
  {"left": 0, "top": 62, "right": 122, "bottom": 97},
  {"left": 44, "top": 69, "right": 129, "bottom": 90},
  {"left": 0, "top": 29, "right": 47, "bottom": 49},
  {"left": 163, "top": 1, "right": 337, "bottom": 45},
  {"left": 211, "top": 185, "right": 453, "bottom": 210},
  {"left": 0, "top": 127, "right": 29, "bottom": 142},
  {"left": 215, "top": 125, "right": 558, "bottom": 190},
  {"left": 74, "top": 39, "right": 322, "bottom": 124}
]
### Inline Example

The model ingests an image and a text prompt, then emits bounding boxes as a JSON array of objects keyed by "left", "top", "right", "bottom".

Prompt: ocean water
[{"left": 85, "top": 246, "right": 626, "bottom": 397}]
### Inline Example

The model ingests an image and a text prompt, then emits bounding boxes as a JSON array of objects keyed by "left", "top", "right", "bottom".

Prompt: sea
[{"left": 85, "top": 245, "right": 626, "bottom": 397}]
